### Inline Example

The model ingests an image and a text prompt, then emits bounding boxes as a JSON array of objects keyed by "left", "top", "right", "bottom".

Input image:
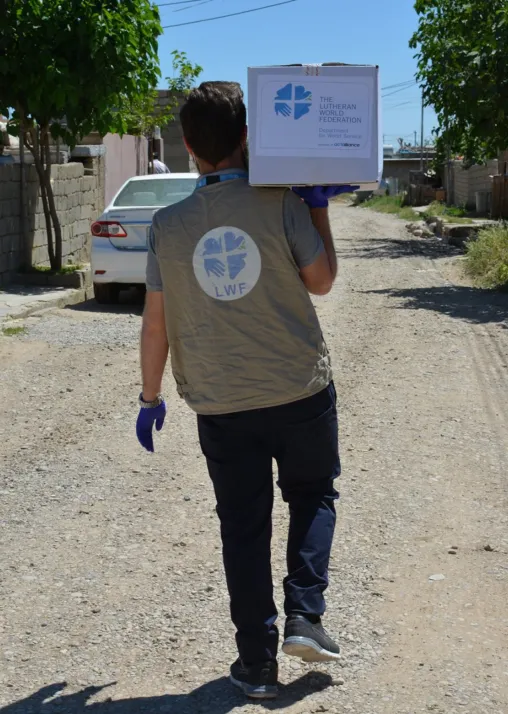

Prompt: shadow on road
[
  {"left": 0, "top": 285, "right": 75, "bottom": 299},
  {"left": 68, "top": 288, "right": 145, "bottom": 316},
  {"left": 365, "top": 285, "right": 508, "bottom": 325},
  {"left": 0, "top": 673, "right": 333, "bottom": 713},
  {"left": 336, "top": 235, "right": 462, "bottom": 261}
]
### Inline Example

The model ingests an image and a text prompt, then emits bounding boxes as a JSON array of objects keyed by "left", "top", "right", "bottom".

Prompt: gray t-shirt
[{"left": 146, "top": 181, "right": 323, "bottom": 291}]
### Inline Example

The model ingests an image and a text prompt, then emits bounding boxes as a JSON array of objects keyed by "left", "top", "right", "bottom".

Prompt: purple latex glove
[
  {"left": 292, "top": 185, "right": 360, "bottom": 208},
  {"left": 136, "top": 400, "right": 167, "bottom": 452}
]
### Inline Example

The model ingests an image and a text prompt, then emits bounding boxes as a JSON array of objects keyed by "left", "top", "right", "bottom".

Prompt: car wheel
[{"left": 93, "top": 283, "right": 120, "bottom": 305}]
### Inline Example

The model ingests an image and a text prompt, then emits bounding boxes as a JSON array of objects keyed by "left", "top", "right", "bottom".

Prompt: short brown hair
[{"left": 180, "top": 81, "right": 246, "bottom": 166}]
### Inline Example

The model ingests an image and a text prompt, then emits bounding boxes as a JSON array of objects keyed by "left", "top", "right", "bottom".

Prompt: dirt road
[{"left": 1, "top": 205, "right": 507, "bottom": 714}]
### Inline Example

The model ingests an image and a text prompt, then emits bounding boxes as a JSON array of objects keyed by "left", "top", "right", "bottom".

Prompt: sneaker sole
[
  {"left": 282, "top": 636, "right": 341, "bottom": 663},
  {"left": 230, "top": 674, "right": 278, "bottom": 699}
]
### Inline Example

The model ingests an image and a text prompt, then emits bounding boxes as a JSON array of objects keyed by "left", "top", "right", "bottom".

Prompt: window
[{"left": 114, "top": 178, "right": 196, "bottom": 207}]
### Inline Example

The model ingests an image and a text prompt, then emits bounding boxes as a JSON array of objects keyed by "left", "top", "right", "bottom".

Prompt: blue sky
[{"left": 156, "top": 0, "right": 437, "bottom": 148}]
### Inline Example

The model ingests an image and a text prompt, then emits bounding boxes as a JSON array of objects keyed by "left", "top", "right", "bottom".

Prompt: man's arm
[
  {"left": 309, "top": 207, "right": 337, "bottom": 281},
  {"left": 136, "top": 222, "right": 168, "bottom": 453},
  {"left": 141, "top": 291, "right": 169, "bottom": 402},
  {"left": 283, "top": 190, "right": 335, "bottom": 296}
]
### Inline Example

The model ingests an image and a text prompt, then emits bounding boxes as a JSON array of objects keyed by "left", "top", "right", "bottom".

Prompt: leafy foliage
[
  {"left": 423, "top": 201, "right": 468, "bottom": 219},
  {"left": 124, "top": 90, "right": 173, "bottom": 138},
  {"left": 1, "top": 0, "right": 162, "bottom": 146},
  {"left": 466, "top": 226, "right": 508, "bottom": 289},
  {"left": 126, "top": 51, "right": 202, "bottom": 137},
  {"left": 0, "top": 0, "right": 162, "bottom": 269},
  {"left": 166, "top": 51, "right": 203, "bottom": 95},
  {"left": 410, "top": 0, "right": 508, "bottom": 164}
]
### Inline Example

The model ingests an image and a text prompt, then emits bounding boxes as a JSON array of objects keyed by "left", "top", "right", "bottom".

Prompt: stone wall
[
  {"left": 0, "top": 160, "right": 103, "bottom": 287},
  {"left": 0, "top": 164, "right": 28, "bottom": 284}
]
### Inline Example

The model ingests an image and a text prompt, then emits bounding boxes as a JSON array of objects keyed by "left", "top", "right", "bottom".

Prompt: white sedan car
[{"left": 91, "top": 173, "right": 198, "bottom": 304}]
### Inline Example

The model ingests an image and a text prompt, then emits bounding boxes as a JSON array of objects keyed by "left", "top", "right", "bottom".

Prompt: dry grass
[
  {"left": 465, "top": 226, "right": 508, "bottom": 289},
  {"left": 362, "top": 195, "right": 418, "bottom": 221}
]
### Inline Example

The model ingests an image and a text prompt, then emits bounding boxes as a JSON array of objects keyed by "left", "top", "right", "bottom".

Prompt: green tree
[
  {"left": 166, "top": 50, "right": 203, "bottom": 95},
  {"left": 410, "top": 0, "right": 508, "bottom": 165},
  {"left": 125, "top": 51, "right": 202, "bottom": 138},
  {"left": 0, "top": 0, "right": 161, "bottom": 270}
]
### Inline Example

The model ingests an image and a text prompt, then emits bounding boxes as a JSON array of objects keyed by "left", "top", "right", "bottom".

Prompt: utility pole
[
  {"left": 414, "top": 130, "right": 417, "bottom": 148},
  {"left": 420, "top": 89, "right": 425, "bottom": 171}
]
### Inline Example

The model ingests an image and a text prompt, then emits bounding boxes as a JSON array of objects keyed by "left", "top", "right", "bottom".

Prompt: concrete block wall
[
  {"left": 446, "top": 160, "right": 498, "bottom": 209},
  {"left": 467, "top": 162, "right": 497, "bottom": 198},
  {"left": 0, "top": 159, "right": 103, "bottom": 287},
  {"left": 0, "top": 164, "right": 34, "bottom": 286}
]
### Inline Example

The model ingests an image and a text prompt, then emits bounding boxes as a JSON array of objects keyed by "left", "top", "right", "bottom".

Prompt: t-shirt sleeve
[
  {"left": 282, "top": 189, "right": 324, "bottom": 269},
  {"left": 145, "top": 222, "right": 163, "bottom": 292}
]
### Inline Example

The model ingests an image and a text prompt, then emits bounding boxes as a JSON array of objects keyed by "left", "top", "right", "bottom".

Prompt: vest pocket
[{"left": 175, "top": 381, "right": 193, "bottom": 397}]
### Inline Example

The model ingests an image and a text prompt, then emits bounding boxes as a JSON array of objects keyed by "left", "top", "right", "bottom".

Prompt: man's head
[{"left": 180, "top": 81, "right": 247, "bottom": 169}]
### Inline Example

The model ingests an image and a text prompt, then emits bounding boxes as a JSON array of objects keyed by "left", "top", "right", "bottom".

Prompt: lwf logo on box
[{"left": 274, "top": 83, "right": 312, "bottom": 120}]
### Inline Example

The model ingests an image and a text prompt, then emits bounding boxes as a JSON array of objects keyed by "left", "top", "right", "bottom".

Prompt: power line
[
  {"left": 383, "top": 98, "right": 420, "bottom": 105},
  {"left": 162, "top": 0, "right": 299, "bottom": 28},
  {"left": 158, "top": 0, "right": 214, "bottom": 6},
  {"left": 382, "top": 82, "right": 417, "bottom": 98},
  {"left": 174, "top": 0, "right": 217, "bottom": 11},
  {"left": 384, "top": 101, "right": 415, "bottom": 110},
  {"left": 384, "top": 95, "right": 420, "bottom": 100},
  {"left": 381, "top": 79, "right": 415, "bottom": 91},
  {"left": 382, "top": 83, "right": 417, "bottom": 98}
]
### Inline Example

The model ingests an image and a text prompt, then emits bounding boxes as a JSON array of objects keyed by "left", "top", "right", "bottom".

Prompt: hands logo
[
  {"left": 193, "top": 227, "right": 262, "bottom": 302},
  {"left": 274, "top": 83, "right": 312, "bottom": 120}
]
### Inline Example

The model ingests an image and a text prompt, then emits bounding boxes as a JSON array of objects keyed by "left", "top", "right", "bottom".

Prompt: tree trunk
[
  {"left": 18, "top": 115, "right": 31, "bottom": 271},
  {"left": 43, "top": 134, "right": 62, "bottom": 270},
  {"left": 27, "top": 126, "right": 56, "bottom": 270},
  {"left": 39, "top": 173, "right": 56, "bottom": 269}
]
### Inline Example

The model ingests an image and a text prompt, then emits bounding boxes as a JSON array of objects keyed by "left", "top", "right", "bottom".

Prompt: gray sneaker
[
  {"left": 282, "top": 615, "right": 341, "bottom": 663},
  {"left": 230, "top": 658, "right": 278, "bottom": 699}
]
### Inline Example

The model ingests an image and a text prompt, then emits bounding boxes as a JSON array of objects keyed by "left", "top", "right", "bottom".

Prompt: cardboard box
[{"left": 248, "top": 64, "right": 382, "bottom": 188}]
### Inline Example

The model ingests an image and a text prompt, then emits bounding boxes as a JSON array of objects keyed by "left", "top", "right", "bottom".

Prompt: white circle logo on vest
[{"left": 193, "top": 226, "right": 262, "bottom": 301}]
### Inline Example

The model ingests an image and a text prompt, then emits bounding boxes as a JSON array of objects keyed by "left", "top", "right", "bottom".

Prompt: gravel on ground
[{"left": 1, "top": 205, "right": 507, "bottom": 714}]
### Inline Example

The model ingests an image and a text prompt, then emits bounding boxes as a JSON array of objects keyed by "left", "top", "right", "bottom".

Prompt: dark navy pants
[{"left": 197, "top": 383, "right": 340, "bottom": 665}]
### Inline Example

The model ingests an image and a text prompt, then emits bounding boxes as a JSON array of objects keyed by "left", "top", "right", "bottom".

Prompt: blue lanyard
[{"left": 195, "top": 172, "right": 247, "bottom": 190}]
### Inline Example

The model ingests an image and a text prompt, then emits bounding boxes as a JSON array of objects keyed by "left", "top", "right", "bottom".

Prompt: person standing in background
[{"left": 152, "top": 151, "right": 170, "bottom": 174}]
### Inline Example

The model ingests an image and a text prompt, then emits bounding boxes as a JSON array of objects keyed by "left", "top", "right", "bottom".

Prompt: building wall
[
  {"left": 0, "top": 160, "right": 103, "bottom": 287},
  {"left": 0, "top": 131, "right": 148, "bottom": 287},
  {"left": 103, "top": 134, "right": 148, "bottom": 205},
  {"left": 157, "top": 91, "right": 193, "bottom": 173},
  {"left": 444, "top": 160, "right": 498, "bottom": 209},
  {"left": 382, "top": 159, "right": 425, "bottom": 190}
]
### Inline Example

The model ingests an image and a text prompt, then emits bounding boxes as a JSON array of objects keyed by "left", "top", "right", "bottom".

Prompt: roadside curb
[
  {"left": 11, "top": 267, "right": 91, "bottom": 290},
  {"left": 0, "top": 285, "right": 94, "bottom": 325}
]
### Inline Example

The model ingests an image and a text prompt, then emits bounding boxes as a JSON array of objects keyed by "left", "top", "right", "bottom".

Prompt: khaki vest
[{"left": 153, "top": 178, "right": 331, "bottom": 414}]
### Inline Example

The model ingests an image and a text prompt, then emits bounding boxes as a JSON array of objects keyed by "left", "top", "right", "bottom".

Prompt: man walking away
[
  {"left": 152, "top": 151, "right": 170, "bottom": 174},
  {"left": 137, "top": 81, "right": 357, "bottom": 700}
]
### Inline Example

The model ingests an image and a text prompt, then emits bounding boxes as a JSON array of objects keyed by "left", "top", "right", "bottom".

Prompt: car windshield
[{"left": 113, "top": 178, "right": 196, "bottom": 207}]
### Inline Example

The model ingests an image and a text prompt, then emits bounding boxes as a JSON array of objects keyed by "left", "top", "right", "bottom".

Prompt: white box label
[{"left": 256, "top": 74, "right": 374, "bottom": 159}]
